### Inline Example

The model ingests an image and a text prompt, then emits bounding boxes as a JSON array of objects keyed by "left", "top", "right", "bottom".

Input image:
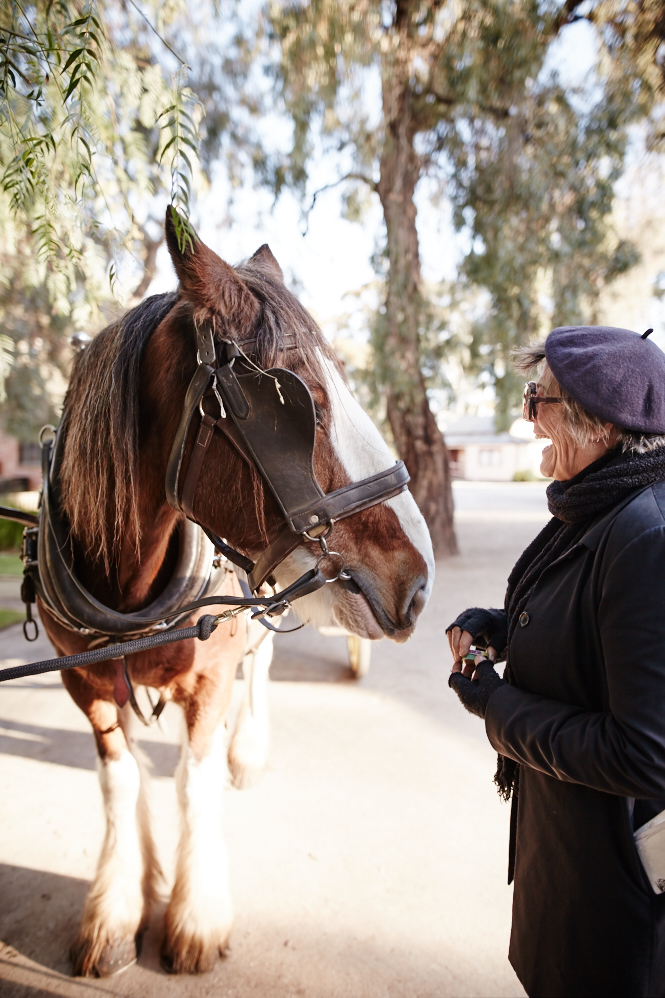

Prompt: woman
[{"left": 447, "top": 324, "right": 665, "bottom": 998}]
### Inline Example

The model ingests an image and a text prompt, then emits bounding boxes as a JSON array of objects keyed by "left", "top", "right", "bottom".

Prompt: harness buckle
[{"left": 196, "top": 324, "right": 216, "bottom": 367}]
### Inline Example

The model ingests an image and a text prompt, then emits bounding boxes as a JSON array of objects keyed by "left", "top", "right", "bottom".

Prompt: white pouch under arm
[{"left": 634, "top": 809, "right": 665, "bottom": 893}]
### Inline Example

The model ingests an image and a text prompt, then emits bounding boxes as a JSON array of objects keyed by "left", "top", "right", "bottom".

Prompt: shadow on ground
[
  {"left": 0, "top": 865, "right": 87, "bottom": 977},
  {"left": 0, "top": 720, "right": 181, "bottom": 777},
  {"left": 0, "top": 859, "right": 511, "bottom": 998}
]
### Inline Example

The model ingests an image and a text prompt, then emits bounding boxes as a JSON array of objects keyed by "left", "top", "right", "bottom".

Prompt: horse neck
[{"left": 115, "top": 498, "right": 180, "bottom": 610}]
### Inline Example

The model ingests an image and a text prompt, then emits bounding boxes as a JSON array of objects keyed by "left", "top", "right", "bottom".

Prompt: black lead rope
[
  {"left": 0, "top": 563, "right": 329, "bottom": 684},
  {"left": 0, "top": 614, "right": 219, "bottom": 684}
]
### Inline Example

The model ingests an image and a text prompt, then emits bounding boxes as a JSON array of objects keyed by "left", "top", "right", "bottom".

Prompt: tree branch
[
  {"left": 302, "top": 172, "right": 377, "bottom": 234},
  {"left": 125, "top": 0, "right": 188, "bottom": 67}
]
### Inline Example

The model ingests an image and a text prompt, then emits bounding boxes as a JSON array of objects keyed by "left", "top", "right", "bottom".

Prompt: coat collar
[{"left": 579, "top": 485, "right": 654, "bottom": 552}]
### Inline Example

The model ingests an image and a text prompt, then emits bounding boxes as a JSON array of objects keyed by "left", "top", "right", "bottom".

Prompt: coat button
[{"left": 519, "top": 611, "right": 530, "bottom": 627}]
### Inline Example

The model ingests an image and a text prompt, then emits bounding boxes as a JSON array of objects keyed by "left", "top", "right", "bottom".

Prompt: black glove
[
  {"left": 446, "top": 607, "right": 508, "bottom": 660},
  {"left": 448, "top": 660, "right": 506, "bottom": 719}
]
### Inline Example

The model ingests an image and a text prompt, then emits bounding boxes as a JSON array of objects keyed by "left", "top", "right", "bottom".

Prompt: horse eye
[{"left": 313, "top": 402, "right": 324, "bottom": 427}]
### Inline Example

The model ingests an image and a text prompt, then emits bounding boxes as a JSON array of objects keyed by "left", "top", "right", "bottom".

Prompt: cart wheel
[{"left": 347, "top": 635, "right": 371, "bottom": 678}]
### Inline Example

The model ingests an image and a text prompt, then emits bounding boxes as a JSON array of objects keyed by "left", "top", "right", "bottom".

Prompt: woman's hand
[
  {"left": 448, "top": 626, "right": 497, "bottom": 677},
  {"left": 445, "top": 607, "right": 508, "bottom": 664},
  {"left": 448, "top": 657, "right": 505, "bottom": 719}
]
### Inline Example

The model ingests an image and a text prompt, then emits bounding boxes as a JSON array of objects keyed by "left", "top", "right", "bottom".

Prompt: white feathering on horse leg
[
  {"left": 71, "top": 749, "right": 147, "bottom": 977},
  {"left": 163, "top": 724, "right": 233, "bottom": 974},
  {"left": 118, "top": 704, "right": 164, "bottom": 912},
  {"left": 228, "top": 626, "right": 275, "bottom": 789}
]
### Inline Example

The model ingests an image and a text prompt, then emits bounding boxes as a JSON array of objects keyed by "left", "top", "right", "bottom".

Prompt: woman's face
[{"left": 532, "top": 365, "right": 615, "bottom": 481}]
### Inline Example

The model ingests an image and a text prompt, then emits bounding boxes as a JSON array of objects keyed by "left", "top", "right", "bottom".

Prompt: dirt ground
[{"left": 0, "top": 482, "right": 550, "bottom": 998}]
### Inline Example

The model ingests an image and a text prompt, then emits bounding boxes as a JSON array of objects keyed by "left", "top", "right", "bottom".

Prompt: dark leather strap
[
  {"left": 199, "top": 524, "right": 255, "bottom": 575},
  {"left": 195, "top": 322, "right": 216, "bottom": 365},
  {"left": 165, "top": 363, "right": 214, "bottom": 512},
  {"left": 216, "top": 364, "right": 250, "bottom": 419},
  {"left": 288, "top": 462, "right": 409, "bottom": 534},
  {"left": 181, "top": 411, "right": 216, "bottom": 519},
  {"left": 246, "top": 464, "right": 408, "bottom": 589},
  {"left": 248, "top": 526, "right": 302, "bottom": 591},
  {"left": 0, "top": 505, "right": 38, "bottom": 527},
  {"left": 37, "top": 424, "right": 222, "bottom": 637}
]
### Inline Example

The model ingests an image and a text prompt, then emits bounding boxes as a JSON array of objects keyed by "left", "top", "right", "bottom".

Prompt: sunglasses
[{"left": 523, "top": 381, "right": 563, "bottom": 422}]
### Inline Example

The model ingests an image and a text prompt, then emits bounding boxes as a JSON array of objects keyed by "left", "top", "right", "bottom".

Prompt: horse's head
[{"left": 151, "top": 211, "right": 433, "bottom": 642}]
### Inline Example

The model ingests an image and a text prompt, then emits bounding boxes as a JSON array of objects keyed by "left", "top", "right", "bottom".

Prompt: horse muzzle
[{"left": 334, "top": 569, "right": 429, "bottom": 642}]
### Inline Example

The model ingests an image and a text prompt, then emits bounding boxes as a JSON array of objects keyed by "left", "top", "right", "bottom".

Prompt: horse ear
[
  {"left": 164, "top": 207, "right": 259, "bottom": 327},
  {"left": 249, "top": 243, "right": 284, "bottom": 282}
]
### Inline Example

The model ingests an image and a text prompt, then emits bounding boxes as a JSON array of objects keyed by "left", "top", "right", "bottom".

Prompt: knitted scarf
[{"left": 495, "top": 445, "right": 665, "bottom": 800}]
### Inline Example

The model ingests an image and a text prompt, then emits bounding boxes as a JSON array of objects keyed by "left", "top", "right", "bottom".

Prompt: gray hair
[{"left": 512, "top": 342, "right": 665, "bottom": 454}]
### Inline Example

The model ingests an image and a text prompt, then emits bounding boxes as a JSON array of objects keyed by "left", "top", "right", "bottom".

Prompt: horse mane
[
  {"left": 59, "top": 260, "right": 340, "bottom": 574},
  {"left": 60, "top": 292, "right": 179, "bottom": 572}
]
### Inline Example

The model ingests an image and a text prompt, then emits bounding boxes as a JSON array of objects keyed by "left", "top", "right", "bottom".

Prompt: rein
[{"left": 0, "top": 317, "right": 410, "bottom": 686}]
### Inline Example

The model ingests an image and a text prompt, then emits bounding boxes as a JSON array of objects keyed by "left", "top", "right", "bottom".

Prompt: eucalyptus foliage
[
  {"left": 0, "top": 0, "right": 203, "bottom": 438},
  {"left": 266, "top": 0, "right": 657, "bottom": 433}
]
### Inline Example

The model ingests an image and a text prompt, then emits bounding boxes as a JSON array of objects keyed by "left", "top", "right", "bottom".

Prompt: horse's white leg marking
[
  {"left": 163, "top": 722, "right": 232, "bottom": 973},
  {"left": 228, "top": 621, "right": 275, "bottom": 789},
  {"left": 120, "top": 705, "right": 163, "bottom": 912},
  {"left": 72, "top": 745, "right": 149, "bottom": 976}
]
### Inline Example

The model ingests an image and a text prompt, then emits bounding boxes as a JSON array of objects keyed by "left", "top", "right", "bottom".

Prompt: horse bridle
[{"left": 165, "top": 322, "right": 410, "bottom": 597}]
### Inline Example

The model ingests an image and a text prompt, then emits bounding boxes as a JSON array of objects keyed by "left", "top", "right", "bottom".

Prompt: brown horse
[{"left": 39, "top": 211, "right": 434, "bottom": 977}]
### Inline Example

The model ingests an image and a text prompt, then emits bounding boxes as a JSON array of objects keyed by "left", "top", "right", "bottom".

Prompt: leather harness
[
  {"left": 164, "top": 322, "right": 410, "bottom": 592},
  {"left": 0, "top": 323, "right": 409, "bottom": 724},
  {"left": 12, "top": 318, "right": 410, "bottom": 715}
]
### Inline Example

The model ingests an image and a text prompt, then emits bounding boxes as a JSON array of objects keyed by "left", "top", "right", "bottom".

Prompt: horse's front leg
[
  {"left": 162, "top": 642, "right": 238, "bottom": 974},
  {"left": 61, "top": 667, "right": 160, "bottom": 978},
  {"left": 228, "top": 621, "right": 275, "bottom": 789}
]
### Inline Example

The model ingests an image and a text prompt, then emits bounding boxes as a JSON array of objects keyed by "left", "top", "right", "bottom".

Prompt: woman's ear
[{"left": 165, "top": 207, "right": 259, "bottom": 330}]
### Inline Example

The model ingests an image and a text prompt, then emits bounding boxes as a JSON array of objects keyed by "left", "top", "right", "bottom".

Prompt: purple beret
[{"left": 545, "top": 325, "right": 665, "bottom": 434}]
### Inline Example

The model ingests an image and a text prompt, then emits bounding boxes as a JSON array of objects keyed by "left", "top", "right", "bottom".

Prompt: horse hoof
[
  {"left": 160, "top": 949, "right": 175, "bottom": 974},
  {"left": 161, "top": 935, "right": 227, "bottom": 974},
  {"left": 71, "top": 934, "right": 139, "bottom": 978},
  {"left": 93, "top": 937, "right": 138, "bottom": 977}
]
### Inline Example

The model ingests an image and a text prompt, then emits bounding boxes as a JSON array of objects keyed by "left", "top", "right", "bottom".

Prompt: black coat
[{"left": 486, "top": 482, "right": 665, "bottom": 998}]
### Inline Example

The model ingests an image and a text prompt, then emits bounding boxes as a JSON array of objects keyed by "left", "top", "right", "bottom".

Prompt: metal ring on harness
[
  {"left": 315, "top": 550, "right": 351, "bottom": 584},
  {"left": 23, "top": 617, "right": 38, "bottom": 642},
  {"left": 38, "top": 424, "right": 57, "bottom": 447},
  {"left": 303, "top": 522, "right": 333, "bottom": 542}
]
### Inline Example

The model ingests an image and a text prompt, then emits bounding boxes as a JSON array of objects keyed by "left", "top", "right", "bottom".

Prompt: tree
[
  {"left": 0, "top": 0, "right": 207, "bottom": 436},
  {"left": 263, "top": 0, "right": 646, "bottom": 554}
]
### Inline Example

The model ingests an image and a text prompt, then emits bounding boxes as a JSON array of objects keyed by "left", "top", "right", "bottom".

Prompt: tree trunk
[{"left": 376, "top": 65, "right": 457, "bottom": 556}]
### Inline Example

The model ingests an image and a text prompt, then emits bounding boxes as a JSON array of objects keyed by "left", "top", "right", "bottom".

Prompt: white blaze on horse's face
[
  {"left": 278, "top": 355, "right": 434, "bottom": 641},
  {"left": 324, "top": 358, "right": 434, "bottom": 583}
]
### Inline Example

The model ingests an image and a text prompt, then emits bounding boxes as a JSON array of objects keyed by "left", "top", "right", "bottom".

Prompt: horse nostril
[{"left": 399, "top": 577, "right": 428, "bottom": 629}]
